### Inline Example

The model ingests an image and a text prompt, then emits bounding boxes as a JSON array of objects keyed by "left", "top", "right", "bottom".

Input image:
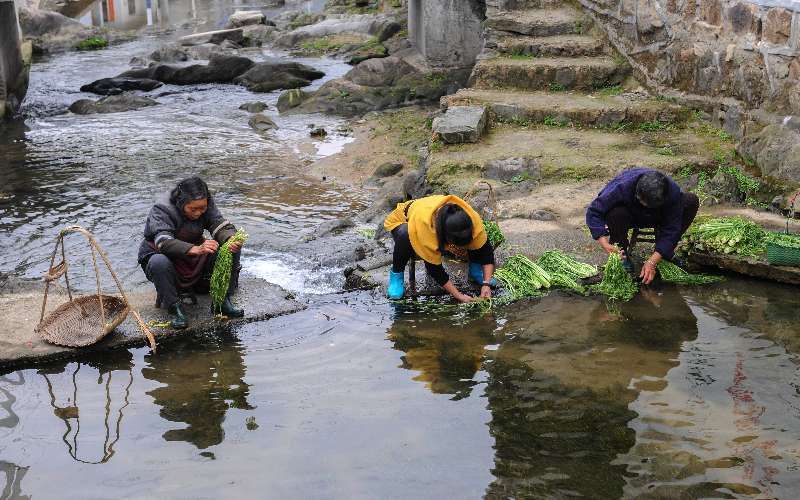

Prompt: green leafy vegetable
[
  {"left": 656, "top": 260, "right": 723, "bottom": 285},
  {"left": 210, "top": 229, "right": 248, "bottom": 314},
  {"left": 684, "top": 216, "right": 766, "bottom": 256},
  {"left": 495, "top": 255, "right": 551, "bottom": 298},
  {"left": 537, "top": 250, "right": 598, "bottom": 279},
  {"left": 483, "top": 220, "right": 505, "bottom": 247},
  {"left": 589, "top": 253, "right": 638, "bottom": 301}
]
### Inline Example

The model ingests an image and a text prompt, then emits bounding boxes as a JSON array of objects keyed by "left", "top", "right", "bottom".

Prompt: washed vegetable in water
[
  {"left": 589, "top": 253, "right": 638, "bottom": 301},
  {"left": 656, "top": 260, "right": 724, "bottom": 285},
  {"left": 210, "top": 229, "right": 248, "bottom": 313}
]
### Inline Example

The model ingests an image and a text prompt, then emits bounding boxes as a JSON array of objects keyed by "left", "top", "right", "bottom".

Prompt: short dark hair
[
  {"left": 635, "top": 171, "right": 668, "bottom": 208},
  {"left": 170, "top": 176, "right": 210, "bottom": 209},
  {"left": 436, "top": 203, "right": 473, "bottom": 252}
]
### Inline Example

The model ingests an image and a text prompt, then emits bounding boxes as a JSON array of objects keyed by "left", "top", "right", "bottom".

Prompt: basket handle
[
  {"left": 464, "top": 180, "right": 498, "bottom": 221},
  {"left": 38, "top": 226, "right": 157, "bottom": 351}
]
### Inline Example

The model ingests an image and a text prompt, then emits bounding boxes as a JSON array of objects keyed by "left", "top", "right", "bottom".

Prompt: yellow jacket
[{"left": 384, "top": 195, "right": 487, "bottom": 265}]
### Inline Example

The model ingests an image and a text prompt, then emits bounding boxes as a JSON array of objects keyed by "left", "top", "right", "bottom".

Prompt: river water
[{"left": 3, "top": 2, "right": 800, "bottom": 499}]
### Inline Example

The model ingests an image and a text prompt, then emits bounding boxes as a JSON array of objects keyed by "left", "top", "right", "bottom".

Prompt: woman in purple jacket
[{"left": 585, "top": 168, "right": 699, "bottom": 285}]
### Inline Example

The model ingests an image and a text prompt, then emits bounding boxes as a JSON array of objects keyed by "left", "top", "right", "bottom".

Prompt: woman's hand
[
  {"left": 456, "top": 293, "right": 475, "bottom": 303},
  {"left": 228, "top": 241, "right": 242, "bottom": 254},
  {"left": 187, "top": 239, "right": 219, "bottom": 256},
  {"left": 640, "top": 253, "right": 662, "bottom": 285},
  {"left": 480, "top": 284, "right": 492, "bottom": 299},
  {"left": 598, "top": 236, "right": 625, "bottom": 258}
]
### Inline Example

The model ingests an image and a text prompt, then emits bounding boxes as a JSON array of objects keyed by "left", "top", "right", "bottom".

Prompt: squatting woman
[
  {"left": 383, "top": 194, "right": 496, "bottom": 303},
  {"left": 137, "top": 176, "right": 244, "bottom": 329}
]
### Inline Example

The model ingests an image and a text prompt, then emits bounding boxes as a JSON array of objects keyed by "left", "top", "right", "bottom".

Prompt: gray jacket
[{"left": 137, "top": 193, "right": 236, "bottom": 265}]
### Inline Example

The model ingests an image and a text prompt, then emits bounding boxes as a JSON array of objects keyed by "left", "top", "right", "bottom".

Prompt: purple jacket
[{"left": 586, "top": 168, "right": 684, "bottom": 259}]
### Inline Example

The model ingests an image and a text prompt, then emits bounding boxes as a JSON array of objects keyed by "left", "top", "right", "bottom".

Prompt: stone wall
[
  {"left": 0, "top": 0, "right": 31, "bottom": 119},
  {"left": 408, "top": 0, "right": 485, "bottom": 69},
  {"left": 578, "top": 0, "right": 800, "bottom": 127}
]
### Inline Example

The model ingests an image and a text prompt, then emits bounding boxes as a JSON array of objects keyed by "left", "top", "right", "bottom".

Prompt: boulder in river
[
  {"left": 239, "top": 101, "right": 269, "bottom": 113},
  {"left": 80, "top": 77, "right": 163, "bottom": 95},
  {"left": 248, "top": 113, "right": 278, "bottom": 132},
  {"left": 179, "top": 28, "right": 244, "bottom": 47},
  {"left": 233, "top": 60, "right": 325, "bottom": 92},
  {"left": 226, "top": 10, "right": 266, "bottom": 28},
  {"left": 68, "top": 94, "right": 158, "bottom": 115},
  {"left": 285, "top": 49, "right": 470, "bottom": 117},
  {"left": 119, "top": 54, "right": 255, "bottom": 85},
  {"left": 277, "top": 89, "right": 311, "bottom": 113},
  {"left": 275, "top": 14, "right": 399, "bottom": 48}
]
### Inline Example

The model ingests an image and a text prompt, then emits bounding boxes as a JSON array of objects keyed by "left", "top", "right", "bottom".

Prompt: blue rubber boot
[
  {"left": 387, "top": 270, "right": 405, "bottom": 299},
  {"left": 469, "top": 262, "right": 497, "bottom": 287}
]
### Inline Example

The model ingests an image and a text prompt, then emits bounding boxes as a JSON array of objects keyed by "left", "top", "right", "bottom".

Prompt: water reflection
[
  {"left": 0, "top": 461, "right": 29, "bottom": 500},
  {"left": 475, "top": 291, "right": 697, "bottom": 498},
  {"left": 39, "top": 350, "right": 134, "bottom": 464},
  {"left": 142, "top": 329, "right": 252, "bottom": 449},
  {"left": 388, "top": 308, "right": 497, "bottom": 400}
]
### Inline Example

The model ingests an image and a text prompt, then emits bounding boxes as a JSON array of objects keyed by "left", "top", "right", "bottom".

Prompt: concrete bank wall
[
  {"left": 579, "top": 0, "right": 800, "bottom": 121},
  {"left": 409, "top": 0, "right": 485, "bottom": 69},
  {"left": 0, "top": 0, "right": 30, "bottom": 119}
]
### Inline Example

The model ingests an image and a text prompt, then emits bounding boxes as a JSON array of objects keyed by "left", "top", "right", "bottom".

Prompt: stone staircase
[
  {"left": 427, "top": 1, "right": 727, "bottom": 203},
  {"left": 471, "top": 2, "right": 628, "bottom": 92},
  {"left": 436, "top": 0, "right": 697, "bottom": 143}
]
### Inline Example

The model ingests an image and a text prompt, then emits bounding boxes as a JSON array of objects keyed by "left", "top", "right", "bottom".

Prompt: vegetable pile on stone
[
  {"left": 536, "top": 250, "right": 598, "bottom": 294},
  {"left": 494, "top": 255, "right": 551, "bottom": 298},
  {"left": 210, "top": 229, "right": 248, "bottom": 314},
  {"left": 684, "top": 216, "right": 766, "bottom": 256}
]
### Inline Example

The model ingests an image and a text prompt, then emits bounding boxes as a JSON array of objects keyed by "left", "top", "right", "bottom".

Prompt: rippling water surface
[{"left": 2, "top": 281, "right": 800, "bottom": 499}]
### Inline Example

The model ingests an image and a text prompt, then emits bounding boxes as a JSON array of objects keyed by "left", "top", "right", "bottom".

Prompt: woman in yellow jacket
[{"left": 383, "top": 195, "right": 496, "bottom": 302}]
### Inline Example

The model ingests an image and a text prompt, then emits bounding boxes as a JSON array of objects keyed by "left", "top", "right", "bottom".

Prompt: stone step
[
  {"left": 493, "top": 34, "right": 604, "bottom": 58},
  {"left": 486, "top": 0, "right": 567, "bottom": 13},
  {"left": 470, "top": 56, "right": 629, "bottom": 92},
  {"left": 486, "top": 8, "right": 583, "bottom": 37},
  {"left": 443, "top": 89, "right": 691, "bottom": 127}
]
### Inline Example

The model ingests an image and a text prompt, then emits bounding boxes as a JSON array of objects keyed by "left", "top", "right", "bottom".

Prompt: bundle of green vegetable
[
  {"left": 483, "top": 220, "right": 505, "bottom": 247},
  {"left": 589, "top": 253, "right": 638, "bottom": 301},
  {"left": 536, "top": 250, "right": 598, "bottom": 294},
  {"left": 656, "top": 260, "right": 723, "bottom": 285},
  {"left": 685, "top": 216, "right": 766, "bottom": 256},
  {"left": 494, "top": 255, "right": 551, "bottom": 298},
  {"left": 537, "top": 251, "right": 598, "bottom": 279},
  {"left": 210, "top": 229, "right": 248, "bottom": 314}
]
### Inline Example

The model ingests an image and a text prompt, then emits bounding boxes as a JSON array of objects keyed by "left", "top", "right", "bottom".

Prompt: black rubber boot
[
  {"left": 219, "top": 297, "right": 244, "bottom": 318},
  {"left": 168, "top": 302, "right": 188, "bottom": 330}
]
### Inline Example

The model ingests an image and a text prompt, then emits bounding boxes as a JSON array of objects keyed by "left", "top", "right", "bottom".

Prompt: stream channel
[{"left": 2, "top": 1, "right": 800, "bottom": 498}]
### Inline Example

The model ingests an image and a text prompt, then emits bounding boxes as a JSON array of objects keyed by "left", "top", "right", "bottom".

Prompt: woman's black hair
[
  {"left": 435, "top": 203, "right": 473, "bottom": 252},
  {"left": 635, "top": 171, "right": 668, "bottom": 208},
  {"left": 170, "top": 176, "right": 211, "bottom": 209}
]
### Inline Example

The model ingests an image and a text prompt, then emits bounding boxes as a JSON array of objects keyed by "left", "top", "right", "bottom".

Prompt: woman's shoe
[
  {"left": 468, "top": 262, "right": 496, "bottom": 287},
  {"left": 219, "top": 297, "right": 244, "bottom": 318},
  {"left": 168, "top": 302, "right": 188, "bottom": 330},
  {"left": 387, "top": 270, "right": 405, "bottom": 299}
]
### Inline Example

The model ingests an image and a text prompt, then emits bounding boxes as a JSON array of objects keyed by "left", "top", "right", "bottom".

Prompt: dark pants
[
  {"left": 144, "top": 252, "right": 241, "bottom": 308},
  {"left": 391, "top": 224, "right": 494, "bottom": 286},
  {"left": 607, "top": 192, "right": 699, "bottom": 253}
]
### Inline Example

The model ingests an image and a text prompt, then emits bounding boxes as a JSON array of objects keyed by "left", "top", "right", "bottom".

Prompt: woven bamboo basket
[
  {"left": 34, "top": 226, "right": 156, "bottom": 350},
  {"left": 36, "top": 295, "right": 130, "bottom": 347}
]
